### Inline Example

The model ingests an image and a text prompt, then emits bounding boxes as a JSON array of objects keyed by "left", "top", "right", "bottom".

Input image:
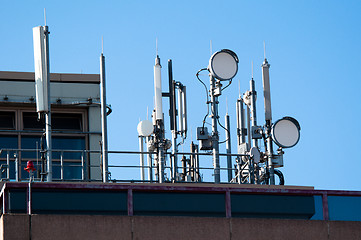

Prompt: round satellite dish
[
  {"left": 209, "top": 49, "right": 239, "bottom": 81},
  {"left": 137, "top": 120, "right": 153, "bottom": 137},
  {"left": 271, "top": 117, "right": 300, "bottom": 148},
  {"left": 250, "top": 147, "right": 261, "bottom": 163}
]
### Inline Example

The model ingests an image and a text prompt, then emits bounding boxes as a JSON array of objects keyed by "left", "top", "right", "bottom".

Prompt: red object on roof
[{"left": 24, "top": 161, "right": 36, "bottom": 172}]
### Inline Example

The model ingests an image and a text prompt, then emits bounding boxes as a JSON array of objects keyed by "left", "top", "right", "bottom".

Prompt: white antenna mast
[{"left": 210, "top": 40, "right": 213, "bottom": 56}]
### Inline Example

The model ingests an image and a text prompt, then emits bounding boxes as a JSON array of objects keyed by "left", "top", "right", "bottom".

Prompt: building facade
[{"left": 0, "top": 71, "right": 102, "bottom": 181}]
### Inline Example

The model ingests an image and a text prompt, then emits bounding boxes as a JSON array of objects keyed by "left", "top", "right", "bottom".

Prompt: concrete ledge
[{"left": 1, "top": 215, "right": 361, "bottom": 240}]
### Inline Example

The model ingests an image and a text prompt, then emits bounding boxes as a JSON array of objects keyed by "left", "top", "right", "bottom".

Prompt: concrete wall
[{"left": 1, "top": 214, "right": 361, "bottom": 240}]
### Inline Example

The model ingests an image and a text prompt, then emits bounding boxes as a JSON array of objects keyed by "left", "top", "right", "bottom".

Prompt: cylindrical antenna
[
  {"left": 154, "top": 55, "right": 163, "bottom": 120},
  {"left": 181, "top": 86, "right": 187, "bottom": 137},
  {"left": 210, "top": 40, "right": 213, "bottom": 56}
]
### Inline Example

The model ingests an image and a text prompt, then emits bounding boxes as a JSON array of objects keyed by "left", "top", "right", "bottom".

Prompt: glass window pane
[
  {"left": 328, "top": 195, "right": 361, "bottom": 221},
  {"left": 52, "top": 136, "right": 85, "bottom": 160},
  {"left": 23, "top": 112, "right": 45, "bottom": 130},
  {"left": 21, "top": 135, "right": 42, "bottom": 159},
  {"left": 53, "top": 162, "right": 82, "bottom": 180},
  {"left": 0, "top": 112, "right": 15, "bottom": 129},
  {"left": 310, "top": 195, "right": 324, "bottom": 220},
  {"left": 52, "top": 113, "right": 82, "bottom": 131}
]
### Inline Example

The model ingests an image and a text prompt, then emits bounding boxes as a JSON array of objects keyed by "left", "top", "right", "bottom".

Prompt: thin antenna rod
[
  {"left": 238, "top": 79, "right": 241, "bottom": 97},
  {"left": 44, "top": 8, "right": 47, "bottom": 26},
  {"left": 252, "top": 61, "right": 254, "bottom": 79},
  {"left": 156, "top": 38, "right": 158, "bottom": 56},
  {"left": 226, "top": 97, "right": 228, "bottom": 115},
  {"left": 102, "top": 36, "right": 104, "bottom": 54},
  {"left": 210, "top": 40, "right": 213, "bottom": 56},
  {"left": 264, "top": 41, "right": 266, "bottom": 59}
]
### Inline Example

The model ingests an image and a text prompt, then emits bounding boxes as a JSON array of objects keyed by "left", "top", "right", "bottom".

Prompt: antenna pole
[
  {"left": 100, "top": 52, "right": 109, "bottom": 182},
  {"left": 210, "top": 75, "right": 220, "bottom": 184},
  {"left": 168, "top": 59, "right": 178, "bottom": 182},
  {"left": 225, "top": 113, "right": 232, "bottom": 182},
  {"left": 262, "top": 57, "right": 275, "bottom": 184},
  {"left": 43, "top": 25, "right": 52, "bottom": 182}
]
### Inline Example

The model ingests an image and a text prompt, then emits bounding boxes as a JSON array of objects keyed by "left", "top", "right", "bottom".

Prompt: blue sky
[{"left": 1, "top": 1, "right": 361, "bottom": 190}]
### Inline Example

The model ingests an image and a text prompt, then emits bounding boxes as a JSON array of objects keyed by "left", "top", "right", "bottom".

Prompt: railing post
[
  {"left": 81, "top": 152, "right": 85, "bottom": 181},
  {"left": 60, "top": 151, "right": 64, "bottom": 181},
  {"left": 15, "top": 152, "right": 19, "bottom": 182},
  {"left": 6, "top": 151, "right": 10, "bottom": 180}
]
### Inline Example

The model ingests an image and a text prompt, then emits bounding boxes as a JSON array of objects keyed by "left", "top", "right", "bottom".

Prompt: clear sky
[{"left": 1, "top": 1, "right": 361, "bottom": 190}]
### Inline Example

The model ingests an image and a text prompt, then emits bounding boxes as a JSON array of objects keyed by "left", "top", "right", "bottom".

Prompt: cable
[
  {"left": 221, "top": 79, "right": 232, "bottom": 91},
  {"left": 274, "top": 169, "right": 285, "bottom": 185},
  {"left": 217, "top": 117, "right": 229, "bottom": 144},
  {"left": 196, "top": 68, "right": 210, "bottom": 130}
]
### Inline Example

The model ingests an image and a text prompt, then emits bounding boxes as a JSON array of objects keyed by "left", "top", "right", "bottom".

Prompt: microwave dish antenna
[
  {"left": 271, "top": 117, "right": 300, "bottom": 148},
  {"left": 208, "top": 49, "right": 239, "bottom": 80}
]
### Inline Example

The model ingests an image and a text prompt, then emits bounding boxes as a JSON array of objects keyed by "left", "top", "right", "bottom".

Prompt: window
[
  {"left": 0, "top": 112, "right": 15, "bottom": 129},
  {"left": 0, "top": 108, "right": 88, "bottom": 181}
]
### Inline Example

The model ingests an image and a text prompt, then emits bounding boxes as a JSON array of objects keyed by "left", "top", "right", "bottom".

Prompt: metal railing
[{"left": 0, "top": 148, "right": 259, "bottom": 184}]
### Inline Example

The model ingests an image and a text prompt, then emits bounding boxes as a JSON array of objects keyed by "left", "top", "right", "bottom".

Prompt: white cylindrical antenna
[
  {"left": 181, "top": 86, "right": 187, "bottom": 137},
  {"left": 153, "top": 55, "right": 163, "bottom": 120},
  {"left": 210, "top": 40, "right": 213, "bottom": 56},
  {"left": 262, "top": 58, "right": 272, "bottom": 122},
  {"left": 177, "top": 86, "right": 184, "bottom": 133}
]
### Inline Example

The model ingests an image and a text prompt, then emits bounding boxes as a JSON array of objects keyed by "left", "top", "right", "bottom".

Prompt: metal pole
[
  {"left": 60, "top": 151, "right": 64, "bottom": 181},
  {"left": 168, "top": 60, "right": 178, "bottom": 182},
  {"left": 250, "top": 79, "right": 258, "bottom": 148},
  {"left": 15, "top": 152, "right": 19, "bottom": 182},
  {"left": 44, "top": 26, "right": 52, "bottom": 182},
  {"left": 81, "top": 152, "right": 85, "bottom": 181},
  {"left": 139, "top": 136, "right": 145, "bottom": 181},
  {"left": 225, "top": 114, "right": 232, "bottom": 182},
  {"left": 210, "top": 76, "right": 220, "bottom": 184},
  {"left": 100, "top": 53, "right": 109, "bottom": 183},
  {"left": 6, "top": 151, "right": 9, "bottom": 179},
  {"left": 249, "top": 79, "right": 258, "bottom": 184},
  {"left": 262, "top": 58, "right": 275, "bottom": 185},
  {"left": 146, "top": 136, "right": 153, "bottom": 182}
]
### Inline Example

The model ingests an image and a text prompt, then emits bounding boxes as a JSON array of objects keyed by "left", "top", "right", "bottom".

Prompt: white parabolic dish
[{"left": 271, "top": 118, "right": 300, "bottom": 148}]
